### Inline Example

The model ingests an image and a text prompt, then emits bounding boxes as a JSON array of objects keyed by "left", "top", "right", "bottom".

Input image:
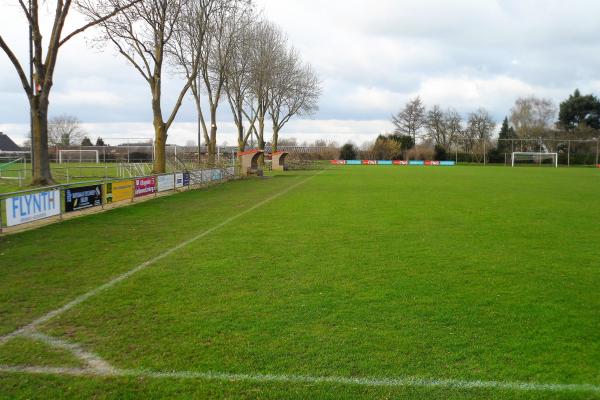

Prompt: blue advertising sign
[
  {"left": 346, "top": 160, "right": 362, "bottom": 165},
  {"left": 409, "top": 160, "right": 425, "bottom": 166},
  {"left": 377, "top": 160, "right": 393, "bottom": 165},
  {"left": 440, "top": 161, "right": 456, "bottom": 166},
  {"left": 183, "top": 172, "right": 190, "bottom": 186}
]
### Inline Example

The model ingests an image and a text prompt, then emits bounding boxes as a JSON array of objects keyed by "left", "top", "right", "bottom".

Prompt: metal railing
[{"left": 0, "top": 165, "right": 239, "bottom": 234}]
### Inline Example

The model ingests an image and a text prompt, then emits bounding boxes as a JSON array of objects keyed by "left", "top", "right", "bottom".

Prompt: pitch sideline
[{"left": 0, "top": 365, "right": 599, "bottom": 394}]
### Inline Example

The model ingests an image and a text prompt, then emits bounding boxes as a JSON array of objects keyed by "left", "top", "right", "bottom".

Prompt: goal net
[
  {"left": 511, "top": 152, "right": 558, "bottom": 168},
  {"left": 59, "top": 149, "right": 100, "bottom": 164}
]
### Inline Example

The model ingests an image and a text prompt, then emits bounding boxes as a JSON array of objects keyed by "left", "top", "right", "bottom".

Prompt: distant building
[{"left": 0, "top": 132, "right": 22, "bottom": 152}]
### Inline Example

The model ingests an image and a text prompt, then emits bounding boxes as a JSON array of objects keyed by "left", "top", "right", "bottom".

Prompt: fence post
[
  {"left": 596, "top": 139, "right": 599, "bottom": 166},
  {"left": 0, "top": 197, "right": 4, "bottom": 234},
  {"left": 483, "top": 141, "right": 486, "bottom": 165},
  {"left": 568, "top": 140, "right": 571, "bottom": 167},
  {"left": 59, "top": 186, "right": 63, "bottom": 221}
]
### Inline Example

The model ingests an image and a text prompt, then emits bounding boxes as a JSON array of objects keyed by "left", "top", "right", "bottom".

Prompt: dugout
[
  {"left": 238, "top": 149, "right": 264, "bottom": 177},
  {"left": 271, "top": 151, "right": 289, "bottom": 171}
]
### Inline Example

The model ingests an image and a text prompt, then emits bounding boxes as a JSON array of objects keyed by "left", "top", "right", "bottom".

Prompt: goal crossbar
[
  {"left": 511, "top": 152, "right": 558, "bottom": 168},
  {"left": 59, "top": 149, "right": 100, "bottom": 164}
]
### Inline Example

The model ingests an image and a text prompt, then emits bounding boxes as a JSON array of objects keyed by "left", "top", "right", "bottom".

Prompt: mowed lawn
[{"left": 1, "top": 166, "right": 599, "bottom": 399}]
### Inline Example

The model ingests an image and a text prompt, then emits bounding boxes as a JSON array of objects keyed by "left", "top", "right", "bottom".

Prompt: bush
[
  {"left": 339, "top": 143, "right": 357, "bottom": 160},
  {"left": 434, "top": 145, "right": 447, "bottom": 161}
]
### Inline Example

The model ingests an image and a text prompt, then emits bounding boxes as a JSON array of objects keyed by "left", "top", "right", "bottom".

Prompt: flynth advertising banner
[
  {"left": 5, "top": 190, "right": 61, "bottom": 227},
  {"left": 157, "top": 174, "right": 175, "bottom": 192},
  {"left": 183, "top": 172, "right": 191, "bottom": 186},
  {"left": 65, "top": 185, "right": 102, "bottom": 212},
  {"left": 135, "top": 177, "right": 156, "bottom": 197},
  {"left": 106, "top": 180, "right": 134, "bottom": 204}
]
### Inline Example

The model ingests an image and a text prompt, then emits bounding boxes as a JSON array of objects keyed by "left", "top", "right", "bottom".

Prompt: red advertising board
[
  {"left": 393, "top": 160, "right": 408, "bottom": 165},
  {"left": 362, "top": 160, "right": 377, "bottom": 165},
  {"left": 135, "top": 177, "right": 156, "bottom": 197},
  {"left": 330, "top": 160, "right": 346, "bottom": 165},
  {"left": 425, "top": 161, "right": 440, "bottom": 166}
]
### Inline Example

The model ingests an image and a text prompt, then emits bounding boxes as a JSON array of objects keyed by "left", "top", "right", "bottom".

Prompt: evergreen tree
[
  {"left": 558, "top": 89, "right": 600, "bottom": 130},
  {"left": 95, "top": 137, "right": 105, "bottom": 146},
  {"left": 339, "top": 143, "right": 357, "bottom": 160},
  {"left": 497, "top": 117, "right": 516, "bottom": 154},
  {"left": 81, "top": 137, "right": 93, "bottom": 146}
]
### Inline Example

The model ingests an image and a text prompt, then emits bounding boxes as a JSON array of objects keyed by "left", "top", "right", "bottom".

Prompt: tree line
[
  {"left": 1, "top": 0, "right": 321, "bottom": 185},
  {"left": 341, "top": 89, "right": 600, "bottom": 161}
]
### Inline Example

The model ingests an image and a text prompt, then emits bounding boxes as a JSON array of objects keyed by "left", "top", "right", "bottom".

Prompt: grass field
[
  {"left": 0, "top": 163, "right": 130, "bottom": 194},
  {"left": 1, "top": 166, "right": 599, "bottom": 399}
]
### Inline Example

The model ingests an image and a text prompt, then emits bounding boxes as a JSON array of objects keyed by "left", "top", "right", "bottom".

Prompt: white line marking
[
  {"left": 1, "top": 172, "right": 322, "bottom": 344},
  {"left": 22, "top": 331, "right": 115, "bottom": 373},
  {"left": 0, "top": 365, "right": 598, "bottom": 394}
]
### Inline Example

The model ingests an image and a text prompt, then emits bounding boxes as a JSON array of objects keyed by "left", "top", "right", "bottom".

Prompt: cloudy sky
[{"left": 2, "top": 0, "right": 600, "bottom": 146}]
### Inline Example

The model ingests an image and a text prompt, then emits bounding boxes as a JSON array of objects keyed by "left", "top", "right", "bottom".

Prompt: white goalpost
[
  {"left": 511, "top": 152, "right": 558, "bottom": 168},
  {"left": 59, "top": 149, "right": 100, "bottom": 164}
]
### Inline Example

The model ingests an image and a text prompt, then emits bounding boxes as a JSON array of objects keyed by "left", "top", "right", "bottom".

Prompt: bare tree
[
  {"left": 269, "top": 52, "right": 320, "bottom": 153},
  {"left": 169, "top": 0, "right": 217, "bottom": 160},
  {"left": 467, "top": 108, "right": 495, "bottom": 140},
  {"left": 248, "top": 20, "right": 286, "bottom": 158},
  {"left": 82, "top": 0, "right": 202, "bottom": 173},
  {"left": 425, "top": 105, "right": 446, "bottom": 148},
  {"left": 0, "top": 0, "right": 140, "bottom": 184},
  {"left": 48, "top": 115, "right": 86, "bottom": 146},
  {"left": 193, "top": 0, "right": 246, "bottom": 164},
  {"left": 392, "top": 97, "right": 426, "bottom": 143},
  {"left": 444, "top": 109, "right": 462, "bottom": 149},
  {"left": 510, "top": 96, "right": 557, "bottom": 139},
  {"left": 224, "top": 10, "right": 258, "bottom": 152}
]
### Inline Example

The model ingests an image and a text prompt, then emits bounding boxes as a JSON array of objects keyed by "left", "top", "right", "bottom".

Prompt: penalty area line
[
  {"left": 0, "top": 171, "right": 323, "bottom": 344},
  {"left": 0, "top": 365, "right": 599, "bottom": 394}
]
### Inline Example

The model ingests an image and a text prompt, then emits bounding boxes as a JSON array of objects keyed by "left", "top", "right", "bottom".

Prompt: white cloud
[{"left": 2, "top": 0, "right": 600, "bottom": 144}]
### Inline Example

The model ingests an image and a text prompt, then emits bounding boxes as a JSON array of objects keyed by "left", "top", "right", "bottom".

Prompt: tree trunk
[
  {"left": 236, "top": 110, "right": 245, "bottom": 153},
  {"left": 237, "top": 124, "right": 245, "bottom": 153},
  {"left": 257, "top": 117, "right": 266, "bottom": 165},
  {"left": 153, "top": 115, "right": 167, "bottom": 174},
  {"left": 272, "top": 125, "right": 280, "bottom": 153},
  {"left": 30, "top": 96, "right": 54, "bottom": 186},
  {"left": 208, "top": 106, "right": 218, "bottom": 166}
]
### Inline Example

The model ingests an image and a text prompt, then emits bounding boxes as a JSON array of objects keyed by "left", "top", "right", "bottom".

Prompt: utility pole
[{"left": 29, "top": 0, "right": 34, "bottom": 168}]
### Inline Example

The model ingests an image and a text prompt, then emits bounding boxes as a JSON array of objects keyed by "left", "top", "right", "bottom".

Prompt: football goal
[
  {"left": 59, "top": 149, "right": 100, "bottom": 164},
  {"left": 511, "top": 152, "right": 558, "bottom": 168}
]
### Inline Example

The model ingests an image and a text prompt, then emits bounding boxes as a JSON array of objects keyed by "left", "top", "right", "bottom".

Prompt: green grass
[
  {"left": 1, "top": 166, "right": 599, "bottom": 399},
  {"left": 0, "top": 162, "right": 129, "bottom": 194}
]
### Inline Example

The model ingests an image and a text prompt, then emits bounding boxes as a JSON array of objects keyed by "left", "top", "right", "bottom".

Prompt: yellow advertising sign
[{"left": 105, "top": 180, "right": 134, "bottom": 204}]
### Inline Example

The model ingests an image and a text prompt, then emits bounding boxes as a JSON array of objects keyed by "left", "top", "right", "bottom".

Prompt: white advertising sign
[
  {"left": 157, "top": 174, "right": 175, "bottom": 192},
  {"left": 175, "top": 173, "right": 184, "bottom": 188},
  {"left": 6, "top": 190, "right": 61, "bottom": 227},
  {"left": 202, "top": 169, "right": 212, "bottom": 182}
]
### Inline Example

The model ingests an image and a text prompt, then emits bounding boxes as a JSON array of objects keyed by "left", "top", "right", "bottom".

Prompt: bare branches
[
  {"left": 0, "top": 35, "right": 32, "bottom": 97},
  {"left": 60, "top": 0, "right": 142, "bottom": 46}
]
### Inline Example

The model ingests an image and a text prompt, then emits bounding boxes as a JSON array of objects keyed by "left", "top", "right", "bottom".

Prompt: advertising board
[
  {"left": 105, "top": 180, "right": 134, "bottom": 204},
  {"left": 157, "top": 174, "right": 175, "bottom": 192},
  {"left": 65, "top": 185, "right": 102, "bottom": 212},
  {"left": 5, "top": 190, "right": 61, "bottom": 227},
  {"left": 135, "top": 177, "right": 156, "bottom": 197}
]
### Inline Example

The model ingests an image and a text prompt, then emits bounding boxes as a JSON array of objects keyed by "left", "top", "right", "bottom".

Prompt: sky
[{"left": 2, "top": 0, "right": 600, "bottom": 146}]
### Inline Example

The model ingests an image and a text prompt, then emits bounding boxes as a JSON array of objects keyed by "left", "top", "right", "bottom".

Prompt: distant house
[{"left": 0, "top": 132, "right": 22, "bottom": 152}]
